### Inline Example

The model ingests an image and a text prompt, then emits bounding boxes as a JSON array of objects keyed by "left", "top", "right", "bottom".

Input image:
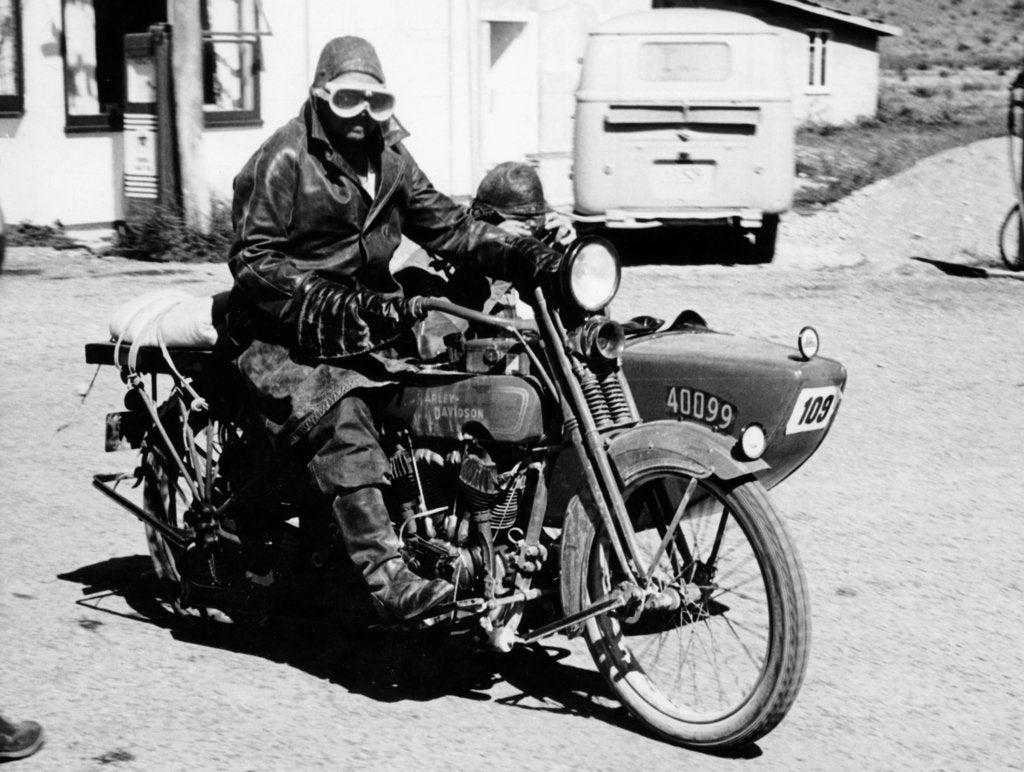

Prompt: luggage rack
[{"left": 85, "top": 341, "right": 218, "bottom": 377}]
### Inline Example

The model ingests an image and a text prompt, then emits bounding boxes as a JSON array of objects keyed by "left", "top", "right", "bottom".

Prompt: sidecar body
[{"left": 620, "top": 321, "right": 846, "bottom": 490}]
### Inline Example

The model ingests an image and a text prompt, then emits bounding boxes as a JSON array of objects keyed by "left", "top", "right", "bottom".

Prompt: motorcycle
[{"left": 85, "top": 237, "right": 844, "bottom": 749}]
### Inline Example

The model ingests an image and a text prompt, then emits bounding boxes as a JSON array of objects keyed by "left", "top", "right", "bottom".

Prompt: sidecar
[{"left": 619, "top": 315, "right": 846, "bottom": 490}]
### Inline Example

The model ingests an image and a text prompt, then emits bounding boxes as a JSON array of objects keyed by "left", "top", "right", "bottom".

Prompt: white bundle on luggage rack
[{"left": 108, "top": 289, "right": 219, "bottom": 373}]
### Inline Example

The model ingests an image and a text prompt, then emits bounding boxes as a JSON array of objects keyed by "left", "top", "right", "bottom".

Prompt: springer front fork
[{"left": 531, "top": 288, "right": 648, "bottom": 589}]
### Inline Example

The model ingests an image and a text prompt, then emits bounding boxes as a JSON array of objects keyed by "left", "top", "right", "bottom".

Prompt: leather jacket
[{"left": 227, "top": 98, "right": 516, "bottom": 362}]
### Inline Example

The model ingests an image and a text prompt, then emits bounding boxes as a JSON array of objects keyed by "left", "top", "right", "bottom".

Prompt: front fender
[
  {"left": 558, "top": 421, "right": 767, "bottom": 631},
  {"left": 606, "top": 420, "right": 767, "bottom": 483}
]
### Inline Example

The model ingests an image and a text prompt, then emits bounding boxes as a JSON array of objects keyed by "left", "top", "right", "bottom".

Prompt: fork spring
[{"left": 579, "top": 365, "right": 613, "bottom": 428}]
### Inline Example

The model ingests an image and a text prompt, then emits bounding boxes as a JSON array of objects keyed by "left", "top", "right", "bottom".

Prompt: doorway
[{"left": 479, "top": 15, "right": 539, "bottom": 171}]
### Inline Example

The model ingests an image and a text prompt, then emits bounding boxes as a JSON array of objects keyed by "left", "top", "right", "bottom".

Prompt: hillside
[{"left": 818, "top": 0, "right": 1023, "bottom": 69}]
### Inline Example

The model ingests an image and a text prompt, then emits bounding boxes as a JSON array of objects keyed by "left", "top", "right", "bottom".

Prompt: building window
[
  {"left": 62, "top": 0, "right": 167, "bottom": 132},
  {"left": 0, "top": 0, "right": 24, "bottom": 116},
  {"left": 61, "top": 0, "right": 263, "bottom": 133},
  {"left": 807, "top": 29, "right": 830, "bottom": 89},
  {"left": 201, "top": 0, "right": 262, "bottom": 127}
]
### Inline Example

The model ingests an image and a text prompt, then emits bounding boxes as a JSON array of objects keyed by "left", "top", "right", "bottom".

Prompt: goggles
[{"left": 321, "top": 83, "right": 396, "bottom": 122}]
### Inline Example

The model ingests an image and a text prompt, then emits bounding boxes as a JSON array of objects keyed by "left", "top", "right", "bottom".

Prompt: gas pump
[
  {"left": 999, "top": 67, "right": 1024, "bottom": 270},
  {"left": 120, "top": 25, "right": 178, "bottom": 231}
]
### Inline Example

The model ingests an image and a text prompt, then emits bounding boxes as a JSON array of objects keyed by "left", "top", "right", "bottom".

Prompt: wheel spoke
[
  {"left": 718, "top": 613, "right": 769, "bottom": 669},
  {"left": 643, "top": 476, "right": 698, "bottom": 583},
  {"left": 706, "top": 504, "right": 731, "bottom": 567}
]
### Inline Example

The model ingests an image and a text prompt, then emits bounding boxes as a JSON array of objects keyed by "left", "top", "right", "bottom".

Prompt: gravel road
[{"left": 1, "top": 137, "right": 1022, "bottom": 771}]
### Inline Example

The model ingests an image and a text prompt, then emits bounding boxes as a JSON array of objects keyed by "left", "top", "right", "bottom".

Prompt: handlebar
[{"left": 419, "top": 296, "right": 539, "bottom": 334}]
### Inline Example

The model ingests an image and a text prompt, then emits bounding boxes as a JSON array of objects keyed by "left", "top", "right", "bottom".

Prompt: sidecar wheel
[{"left": 582, "top": 462, "right": 809, "bottom": 749}]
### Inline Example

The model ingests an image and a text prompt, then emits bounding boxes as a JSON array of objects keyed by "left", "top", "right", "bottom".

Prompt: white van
[{"left": 573, "top": 9, "right": 793, "bottom": 262}]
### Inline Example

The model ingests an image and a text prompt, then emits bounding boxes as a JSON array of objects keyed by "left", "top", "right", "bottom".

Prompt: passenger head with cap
[
  {"left": 311, "top": 36, "right": 396, "bottom": 147},
  {"left": 470, "top": 162, "right": 549, "bottom": 240}
]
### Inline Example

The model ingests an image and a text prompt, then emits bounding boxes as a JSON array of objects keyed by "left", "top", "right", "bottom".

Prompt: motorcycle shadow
[{"left": 58, "top": 556, "right": 639, "bottom": 735}]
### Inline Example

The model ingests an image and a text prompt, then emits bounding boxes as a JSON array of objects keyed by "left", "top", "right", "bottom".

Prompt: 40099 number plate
[{"left": 665, "top": 386, "right": 736, "bottom": 431}]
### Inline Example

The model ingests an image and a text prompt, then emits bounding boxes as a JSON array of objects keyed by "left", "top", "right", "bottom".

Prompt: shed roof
[{"left": 752, "top": 0, "right": 901, "bottom": 37}]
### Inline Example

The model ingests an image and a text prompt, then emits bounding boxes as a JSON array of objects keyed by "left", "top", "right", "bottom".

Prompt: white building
[
  {"left": 0, "top": 0, "right": 648, "bottom": 228},
  {"left": 656, "top": 0, "right": 901, "bottom": 124},
  {"left": 0, "top": 0, "right": 897, "bottom": 228}
]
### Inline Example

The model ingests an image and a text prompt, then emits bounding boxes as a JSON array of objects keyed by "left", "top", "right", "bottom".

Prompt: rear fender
[{"left": 558, "top": 420, "right": 767, "bottom": 630}]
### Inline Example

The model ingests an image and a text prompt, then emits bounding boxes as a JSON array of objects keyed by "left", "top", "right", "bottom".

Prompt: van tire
[{"left": 750, "top": 214, "right": 778, "bottom": 264}]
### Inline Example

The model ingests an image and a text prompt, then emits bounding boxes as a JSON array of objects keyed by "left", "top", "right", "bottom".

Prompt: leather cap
[
  {"left": 312, "top": 36, "right": 386, "bottom": 90},
  {"left": 473, "top": 162, "right": 547, "bottom": 217}
]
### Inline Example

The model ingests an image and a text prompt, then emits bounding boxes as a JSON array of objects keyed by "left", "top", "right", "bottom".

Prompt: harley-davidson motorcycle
[{"left": 85, "top": 237, "right": 845, "bottom": 750}]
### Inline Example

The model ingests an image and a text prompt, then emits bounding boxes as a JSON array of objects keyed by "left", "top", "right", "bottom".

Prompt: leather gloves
[
  {"left": 294, "top": 276, "right": 426, "bottom": 360},
  {"left": 508, "top": 236, "right": 562, "bottom": 288}
]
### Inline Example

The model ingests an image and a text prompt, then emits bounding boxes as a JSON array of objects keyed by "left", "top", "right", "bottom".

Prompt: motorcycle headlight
[{"left": 563, "top": 237, "right": 621, "bottom": 312}]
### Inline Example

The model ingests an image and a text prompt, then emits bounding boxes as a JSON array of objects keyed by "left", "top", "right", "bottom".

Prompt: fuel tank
[
  {"left": 382, "top": 373, "right": 547, "bottom": 444},
  {"left": 621, "top": 328, "right": 847, "bottom": 489}
]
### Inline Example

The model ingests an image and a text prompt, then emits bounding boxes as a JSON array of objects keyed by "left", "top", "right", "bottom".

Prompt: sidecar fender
[{"left": 558, "top": 421, "right": 766, "bottom": 631}]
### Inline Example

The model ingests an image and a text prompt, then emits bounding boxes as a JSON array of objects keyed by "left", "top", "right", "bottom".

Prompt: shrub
[
  {"left": 115, "top": 200, "right": 234, "bottom": 263},
  {"left": 6, "top": 221, "right": 84, "bottom": 250}
]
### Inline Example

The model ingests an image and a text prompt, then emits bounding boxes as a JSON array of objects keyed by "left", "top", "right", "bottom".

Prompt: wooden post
[{"left": 168, "top": 2, "right": 211, "bottom": 234}]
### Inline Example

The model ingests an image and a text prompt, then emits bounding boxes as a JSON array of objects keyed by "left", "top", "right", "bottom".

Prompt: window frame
[
  {"left": 806, "top": 28, "right": 831, "bottom": 93},
  {"left": 0, "top": 0, "right": 24, "bottom": 117},
  {"left": 200, "top": 30, "right": 263, "bottom": 129},
  {"left": 59, "top": 0, "right": 265, "bottom": 134},
  {"left": 60, "top": 0, "right": 167, "bottom": 134}
]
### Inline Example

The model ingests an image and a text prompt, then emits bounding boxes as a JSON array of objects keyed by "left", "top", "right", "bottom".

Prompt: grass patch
[
  {"left": 6, "top": 221, "right": 85, "bottom": 250},
  {"left": 114, "top": 200, "right": 234, "bottom": 263},
  {"left": 6, "top": 201, "right": 235, "bottom": 263},
  {"left": 794, "top": 70, "right": 1009, "bottom": 210}
]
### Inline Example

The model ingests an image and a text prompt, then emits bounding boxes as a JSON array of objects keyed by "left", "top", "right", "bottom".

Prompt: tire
[
  {"left": 581, "top": 457, "right": 810, "bottom": 749},
  {"left": 749, "top": 214, "right": 778, "bottom": 264},
  {"left": 999, "top": 203, "right": 1022, "bottom": 271},
  {"left": 140, "top": 410, "right": 232, "bottom": 622},
  {"left": 141, "top": 442, "right": 186, "bottom": 586}
]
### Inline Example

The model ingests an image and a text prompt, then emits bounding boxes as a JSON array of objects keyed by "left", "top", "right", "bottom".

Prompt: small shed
[{"left": 654, "top": 0, "right": 901, "bottom": 124}]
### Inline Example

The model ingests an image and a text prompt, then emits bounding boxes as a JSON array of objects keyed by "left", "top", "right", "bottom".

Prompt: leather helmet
[{"left": 473, "top": 162, "right": 547, "bottom": 218}]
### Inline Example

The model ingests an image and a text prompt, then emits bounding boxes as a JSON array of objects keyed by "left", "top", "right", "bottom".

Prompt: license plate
[
  {"left": 665, "top": 386, "right": 736, "bottom": 432},
  {"left": 651, "top": 162, "right": 714, "bottom": 199},
  {"left": 105, "top": 411, "right": 135, "bottom": 452},
  {"left": 785, "top": 386, "right": 841, "bottom": 435}
]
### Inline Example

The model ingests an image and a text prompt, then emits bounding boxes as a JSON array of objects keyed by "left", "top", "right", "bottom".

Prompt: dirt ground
[{"left": 1, "top": 137, "right": 1022, "bottom": 771}]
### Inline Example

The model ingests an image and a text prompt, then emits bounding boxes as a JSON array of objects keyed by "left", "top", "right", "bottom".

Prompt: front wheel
[{"left": 582, "top": 460, "right": 809, "bottom": 749}]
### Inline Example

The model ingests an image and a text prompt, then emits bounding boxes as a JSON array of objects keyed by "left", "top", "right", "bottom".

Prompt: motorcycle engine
[{"left": 385, "top": 437, "right": 527, "bottom": 593}]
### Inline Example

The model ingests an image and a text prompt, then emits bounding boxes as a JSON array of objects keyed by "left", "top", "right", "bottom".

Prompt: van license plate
[{"left": 652, "top": 162, "right": 714, "bottom": 199}]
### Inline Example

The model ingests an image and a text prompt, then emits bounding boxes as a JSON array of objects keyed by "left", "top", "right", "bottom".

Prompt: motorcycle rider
[{"left": 225, "top": 36, "right": 562, "bottom": 623}]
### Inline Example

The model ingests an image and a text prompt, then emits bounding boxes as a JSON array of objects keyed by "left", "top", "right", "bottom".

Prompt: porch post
[{"left": 168, "top": 1, "right": 211, "bottom": 234}]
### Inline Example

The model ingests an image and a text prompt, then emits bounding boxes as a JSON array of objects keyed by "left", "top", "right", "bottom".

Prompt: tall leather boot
[{"left": 332, "top": 486, "right": 454, "bottom": 622}]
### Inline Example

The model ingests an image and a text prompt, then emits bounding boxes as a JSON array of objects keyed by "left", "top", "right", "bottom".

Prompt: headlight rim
[{"left": 562, "top": 236, "right": 622, "bottom": 313}]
